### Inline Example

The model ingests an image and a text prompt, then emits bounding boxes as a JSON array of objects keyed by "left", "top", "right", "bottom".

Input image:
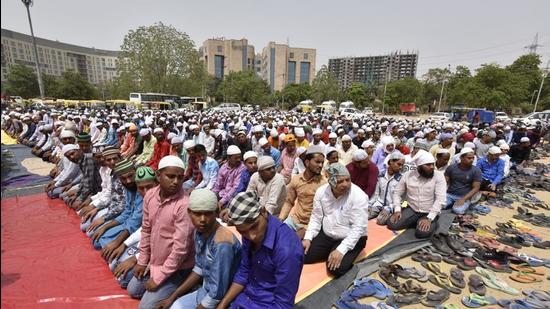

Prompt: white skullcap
[
  {"left": 381, "top": 135, "right": 396, "bottom": 146},
  {"left": 413, "top": 150, "right": 435, "bottom": 166},
  {"left": 62, "top": 144, "right": 80, "bottom": 155},
  {"left": 259, "top": 137, "right": 269, "bottom": 147},
  {"left": 117, "top": 127, "right": 125, "bottom": 133},
  {"left": 270, "top": 129, "right": 278, "bottom": 138},
  {"left": 176, "top": 122, "right": 184, "bottom": 127},
  {"left": 139, "top": 128, "right": 150, "bottom": 136},
  {"left": 464, "top": 142, "right": 476, "bottom": 149},
  {"left": 488, "top": 146, "right": 502, "bottom": 155},
  {"left": 436, "top": 148, "right": 450, "bottom": 155},
  {"left": 362, "top": 140, "right": 375, "bottom": 148},
  {"left": 341, "top": 134, "right": 352, "bottom": 142},
  {"left": 189, "top": 189, "right": 218, "bottom": 212},
  {"left": 189, "top": 124, "right": 198, "bottom": 130},
  {"left": 352, "top": 150, "right": 369, "bottom": 162},
  {"left": 312, "top": 128, "right": 323, "bottom": 135},
  {"left": 111, "top": 119, "right": 119, "bottom": 124},
  {"left": 325, "top": 146, "right": 338, "bottom": 156},
  {"left": 352, "top": 123, "right": 359, "bottom": 128},
  {"left": 253, "top": 125, "right": 264, "bottom": 133},
  {"left": 60, "top": 130, "right": 75, "bottom": 139},
  {"left": 520, "top": 137, "right": 530, "bottom": 143},
  {"left": 158, "top": 155, "right": 185, "bottom": 170},
  {"left": 243, "top": 151, "right": 258, "bottom": 161},
  {"left": 167, "top": 132, "right": 177, "bottom": 140},
  {"left": 499, "top": 143, "right": 510, "bottom": 150},
  {"left": 183, "top": 140, "right": 195, "bottom": 149},
  {"left": 43, "top": 124, "right": 53, "bottom": 131},
  {"left": 153, "top": 127, "right": 164, "bottom": 134},
  {"left": 329, "top": 132, "right": 337, "bottom": 139},
  {"left": 257, "top": 156, "right": 275, "bottom": 171},
  {"left": 415, "top": 131, "right": 425, "bottom": 138},
  {"left": 295, "top": 128, "right": 305, "bottom": 137},
  {"left": 358, "top": 129, "right": 365, "bottom": 134},
  {"left": 171, "top": 136, "right": 183, "bottom": 144},
  {"left": 296, "top": 146, "right": 307, "bottom": 156},
  {"left": 460, "top": 147, "right": 474, "bottom": 156},
  {"left": 227, "top": 145, "right": 241, "bottom": 155}
]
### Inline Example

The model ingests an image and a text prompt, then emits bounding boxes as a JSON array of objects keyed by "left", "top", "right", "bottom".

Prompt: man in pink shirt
[
  {"left": 277, "top": 134, "right": 298, "bottom": 184},
  {"left": 127, "top": 155, "right": 195, "bottom": 309}
]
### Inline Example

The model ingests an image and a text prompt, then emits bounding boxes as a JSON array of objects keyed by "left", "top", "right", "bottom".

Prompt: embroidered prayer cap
[
  {"left": 460, "top": 147, "right": 474, "bottom": 156},
  {"left": 306, "top": 145, "right": 325, "bottom": 156},
  {"left": 341, "top": 134, "right": 352, "bottom": 142},
  {"left": 113, "top": 158, "right": 135, "bottom": 176},
  {"left": 60, "top": 130, "right": 75, "bottom": 139},
  {"left": 228, "top": 191, "right": 262, "bottom": 226},
  {"left": 135, "top": 166, "right": 156, "bottom": 182},
  {"left": 76, "top": 133, "right": 91, "bottom": 142},
  {"left": 102, "top": 146, "right": 120, "bottom": 157},
  {"left": 158, "top": 155, "right": 185, "bottom": 171},
  {"left": 62, "top": 144, "right": 80, "bottom": 155},
  {"left": 352, "top": 150, "right": 369, "bottom": 162},
  {"left": 257, "top": 156, "right": 275, "bottom": 171}
]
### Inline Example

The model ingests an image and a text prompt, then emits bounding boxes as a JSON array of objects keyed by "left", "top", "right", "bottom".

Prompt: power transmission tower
[{"left": 525, "top": 33, "right": 542, "bottom": 54}]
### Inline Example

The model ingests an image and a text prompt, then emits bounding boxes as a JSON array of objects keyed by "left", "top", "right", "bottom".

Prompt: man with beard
[
  {"left": 337, "top": 135, "right": 358, "bottom": 166},
  {"left": 128, "top": 156, "right": 195, "bottom": 309},
  {"left": 65, "top": 139, "right": 102, "bottom": 210},
  {"left": 45, "top": 130, "right": 79, "bottom": 198},
  {"left": 352, "top": 129, "right": 366, "bottom": 149},
  {"left": 231, "top": 130, "right": 253, "bottom": 154},
  {"left": 247, "top": 156, "right": 287, "bottom": 216},
  {"left": 346, "top": 149, "right": 378, "bottom": 198},
  {"left": 476, "top": 146, "right": 505, "bottom": 193},
  {"left": 387, "top": 150, "right": 446, "bottom": 238},
  {"left": 280, "top": 146, "right": 327, "bottom": 239},
  {"left": 311, "top": 128, "right": 326, "bottom": 148},
  {"left": 91, "top": 159, "right": 143, "bottom": 255},
  {"left": 121, "top": 124, "right": 140, "bottom": 158},
  {"left": 134, "top": 128, "right": 157, "bottom": 167},
  {"left": 303, "top": 163, "right": 368, "bottom": 277},
  {"left": 213, "top": 145, "right": 246, "bottom": 209},
  {"left": 509, "top": 136, "right": 532, "bottom": 168},
  {"left": 372, "top": 135, "right": 401, "bottom": 174},
  {"left": 444, "top": 147, "right": 481, "bottom": 215},
  {"left": 369, "top": 152, "right": 404, "bottom": 224}
]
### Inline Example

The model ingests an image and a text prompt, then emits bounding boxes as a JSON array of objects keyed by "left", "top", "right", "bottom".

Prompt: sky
[{"left": 2, "top": 0, "right": 550, "bottom": 77}]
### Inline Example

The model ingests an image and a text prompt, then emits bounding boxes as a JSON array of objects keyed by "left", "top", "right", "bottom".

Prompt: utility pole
[
  {"left": 382, "top": 65, "right": 390, "bottom": 114},
  {"left": 22, "top": 0, "right": 45, "bottom": 99},
  {"left": 533, "top": 59, "right": 550, "bottom": 113},
  {"left": 438, "top": 65, "right": 451, "bottom": 113}
]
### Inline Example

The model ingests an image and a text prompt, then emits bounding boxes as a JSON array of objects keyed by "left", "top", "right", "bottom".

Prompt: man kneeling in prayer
[{"left": 303, "top": 162, "right": 369, "bottom": 277}]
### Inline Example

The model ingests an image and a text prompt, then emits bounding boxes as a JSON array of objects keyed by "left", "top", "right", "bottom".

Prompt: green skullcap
[
  {"left": 135, "top": 166, "right": 156, "bottom": 182},
  {"left": 76, "top": 132, "right": 91, "bottom": 142}
]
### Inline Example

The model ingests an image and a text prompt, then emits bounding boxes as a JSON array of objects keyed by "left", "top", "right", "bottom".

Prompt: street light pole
[
  {"left": 437, "top": 65, "right": 451, "bottom": 113},
  {"left": 533, "top": 60, "right": 549, "bottom": 113},
  {"left": 22, "top": 0, "right": 45, "bottom": 99},
  {"left": 529, "top": 90, "right": 538, "bottom": 105}
]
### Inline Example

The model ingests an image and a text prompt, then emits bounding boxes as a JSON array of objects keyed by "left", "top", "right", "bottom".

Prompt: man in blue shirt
[
  {"left": 259, "top": 138, "right": 281, "bottom": 168},
  {"left": 156, "top": 189, "right": 242, "bottom": 309},
  {"left": 476, "top": 146, "right": 505, "bottom": 193},
  {"left": 90, "top": 159, "right": 143, "bottom": 254},
  {"left": 217, "top": 191, "right": 304, "bottom": 309}
]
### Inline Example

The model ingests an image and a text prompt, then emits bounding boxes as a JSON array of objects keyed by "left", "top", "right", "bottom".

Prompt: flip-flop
[
  {"left": 421, "top": 289, "right": 450, "bottom": 307},
  {"left": 457, "top": 257, "right": 478, "bottom": 271},
  {"left": 403, "top": 266, "right": 428, "bottom": 282},
  {"left": 435, "top": 305, "right": 460, "bottom": 309},
  {"left": 522, "top": 290, "right": 550, "bottom": 302},
  {"left": 449, "top": 268, "right": 466, "bottom": 288},
  {"left": 378, "top": 264, "right": 400, "bottom": 288},
  {"left": 461, "top": 293, "right": 497, "bottom": 308},
  {"left": 468, "top": 274, "right": 486, "bottom": 296},
  {"left": 509, "top": 272, "right": 543, "bottom": 283},
  {"left": 422, "top": 261, "right": 448, "bottom": 278},
  {"left": 386, "top": 294, "right": 422, "bottom": 307},
  {"left": 475, "top": 267, "right": 519, "bottom": 295},
  {"left": 510, "top": 264, "right": 545, "bottom": 275},
  {"left": 397, "top": 279, "right": 426, "bottom": 295},
  {"left": 428, "top": 275, "right": 462, "bottom": 294},
  {"left": 351, "top": 278, "right": 392, "bottom": 300}
]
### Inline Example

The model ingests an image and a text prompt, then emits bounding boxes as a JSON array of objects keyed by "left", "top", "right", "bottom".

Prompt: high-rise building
[
  {"left": 1, "top": 28, "right": 120, "bottom": 85},
  {"left": 199, "top": 38, "right": 255, "bottom": 79},
  {"left": 328, "top": 51, "right": 418, "bottom": 89},
  {"left": 259, "top": 42, "right": 316, "bottom": 91}
]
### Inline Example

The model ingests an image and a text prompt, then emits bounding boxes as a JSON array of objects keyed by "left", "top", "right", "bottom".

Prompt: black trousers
[
  {"left": 304, "top": 228, "right": 367, "bottom": 277},
  {"left": 386, "top": 206, "right": 438, "bottom": 239}
]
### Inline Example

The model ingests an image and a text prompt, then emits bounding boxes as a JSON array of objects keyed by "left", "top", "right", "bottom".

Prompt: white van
[{"left": 339, "top": 101, "right": 355, "bottom": 112}]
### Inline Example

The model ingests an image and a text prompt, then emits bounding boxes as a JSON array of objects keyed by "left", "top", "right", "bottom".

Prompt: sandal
[
  {"left": 510, "top": 264, "right": 545, "bottom": 275},
  {"left": 461, "top": 293, "right": 497, "bottom": 308},
  {"left": 509, "top": 272, "right": 543, "bottom": 283},
  {"left": 449, "top": 268, "right": 466, "bottom": 288},
  {"left": 468, "top": 274, "right": 486, "bottom": 296},
  {"left": 457, "top": 257, "right": 478, "bottom": 271},
  {"left": 421, "top": 289, "right": 450, "bottom": 307},
  {"left": 475, "top": 267, "right": 519, "bottom": 295},
  {"left": 397, "top": 279, "right": 426, "bottom": 295},
  {"left": 386, "top": 293, "right": 422, "bottom": 307},
  {"left": 421, "top": 261, "right": 448, "bottom": 278},
  {"left": 428, "top": 275, "right": 462, "bottom": 294},
  {"left": 378, "top": 264, "right": 400, "bottom": 288}
]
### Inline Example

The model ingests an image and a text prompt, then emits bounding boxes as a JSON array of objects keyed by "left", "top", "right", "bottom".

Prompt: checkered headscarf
[{"left": 228, "top": 191, "right": 261, "bottom": 225}]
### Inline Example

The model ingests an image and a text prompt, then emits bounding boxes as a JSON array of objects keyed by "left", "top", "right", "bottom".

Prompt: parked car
[
  {"left": 512, "top": 110, "right": 550, "bottom": 126},
  {"left": 494, "top": 112, "right": 511, "bottom": 122},
  {"left": 339, "top": 101, "right": 355, "bottom": 112},
  {"left": 211, "top": 102, "right": 241, "bottom": 112},
  {"left": 340, "top": 108, "right": 362, "bottom": 118},
  {"left": 429, "top": 112, "right": 452, "bottom": 121},
  {"left": 363, "top": 107, "right": 374, "bottom": 117},
  {"left": 243, "top": 104, "right": 253, "bottom": 111}
]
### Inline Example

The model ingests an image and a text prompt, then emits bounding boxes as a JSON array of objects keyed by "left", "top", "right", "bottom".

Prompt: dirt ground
[{"left": 350, "top": 160, "right": 550, "bottom": 308}]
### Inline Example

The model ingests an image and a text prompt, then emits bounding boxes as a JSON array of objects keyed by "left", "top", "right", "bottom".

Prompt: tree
[
  {"left": 311, "top": 65, "right": 341, "bottom": 103},
  {"left": 384, "top": 77, "right": 422, "bottom": 112},
  {"left": 215, "top": 70, "right": 270, "bottom": 104},
  {"left": 56, "top": 70, "right": 98, "bottom": 99},
  {"left": 281, "top": 83, "right": 313, "bottom": 108},
  {"left": 344, "top": 83, "right": 368, "bottom": 108},
  {"left": 116, "top": 22, "right": 206, "bottom": 95},
  {"left": 3, "top": 64, "right": 39, "bottom": 98}
]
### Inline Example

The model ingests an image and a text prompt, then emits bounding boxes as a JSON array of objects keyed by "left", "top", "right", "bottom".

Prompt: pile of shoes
[
  {"left": 512, "top": 207, "right": 550, "bottom": 228},
  {"left": 498, "top": 290, "right": 550, "bottom": 309}
]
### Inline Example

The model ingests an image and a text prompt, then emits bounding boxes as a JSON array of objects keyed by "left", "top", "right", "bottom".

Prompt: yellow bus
[{"left": 106, "top": 99, "right": 142, "bottom": 111}]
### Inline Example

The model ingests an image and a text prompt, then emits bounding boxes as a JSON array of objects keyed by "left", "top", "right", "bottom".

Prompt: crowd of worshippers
[{"left": 1, "top": 107, "right": 547, "bottom": 309}]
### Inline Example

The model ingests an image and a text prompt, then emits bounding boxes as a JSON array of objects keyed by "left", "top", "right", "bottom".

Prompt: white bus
[{"left": 129, "top": 92, "right": 180, "bottom": 108}]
